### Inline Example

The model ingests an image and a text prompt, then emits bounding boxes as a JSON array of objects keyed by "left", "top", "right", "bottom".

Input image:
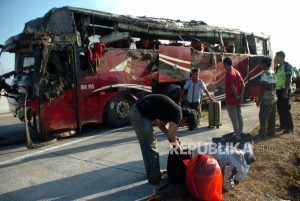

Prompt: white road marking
[{"left": 0, "top": 126, "right": 130, "bottom": 166}]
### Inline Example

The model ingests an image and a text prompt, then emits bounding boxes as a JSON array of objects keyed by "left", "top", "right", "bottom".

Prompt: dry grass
[{"left": 223, "top": 93, "right": 300, "bottom": 201}]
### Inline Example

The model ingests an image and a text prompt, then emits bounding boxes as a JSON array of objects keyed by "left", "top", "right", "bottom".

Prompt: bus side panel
[
  {"left": 40, "top": 89, "right": 77, "bottom": 132},
  {"left": 246, "top": 56, "right": 265, "bottom": 99},
  {"left": 192, "top": 52, "right": 219, "bottom": 95},
  {"left": 77, "top": 49, "right": 154, "bottom": 125},
  {"left": 158, "top": 46, "right": 191, "bottom": 83}
]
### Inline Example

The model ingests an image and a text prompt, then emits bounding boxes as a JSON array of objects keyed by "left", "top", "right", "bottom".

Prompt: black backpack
[{"left": 167, "top": 149, "right": 192, "bottom": 184}]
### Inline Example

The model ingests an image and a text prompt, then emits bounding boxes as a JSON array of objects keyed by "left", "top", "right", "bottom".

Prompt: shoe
[
  {"left": 160, "top": 169, "right": 167, "bottom": 174},
  {"left": 148, "top": 176, "right": 162, "bottom": 185},
  {"left": 283, "top": 129, "right": 293, "bottom": 134},
  {"left": 276, "top": 127, "right": 285, "bottom": 132}
]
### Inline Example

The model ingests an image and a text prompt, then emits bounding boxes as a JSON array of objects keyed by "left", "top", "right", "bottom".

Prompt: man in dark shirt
[{"left": 128, "top": 94, "right": 198, "bottom": 185}]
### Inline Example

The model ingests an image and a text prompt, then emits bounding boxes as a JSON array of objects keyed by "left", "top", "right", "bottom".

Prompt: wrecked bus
[{"left": 0, "top": 6, "right": 272, "bottom": 136}]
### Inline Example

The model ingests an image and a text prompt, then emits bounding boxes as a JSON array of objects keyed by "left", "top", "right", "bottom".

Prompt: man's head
[
  {"left": 191, "top": 68, "right": 200, "bottom": 80},
  {"left": 181, "top": 108, "right": 198, "bottom": 130},
  {"left": 223, "top": 57, "right": 232, "bottom": 69},
  {"left": 274, "top": 51, "right": 285, "bottom": 64},
  {"left": 260, "top": 57, "right": 272, "bottom": 69}
]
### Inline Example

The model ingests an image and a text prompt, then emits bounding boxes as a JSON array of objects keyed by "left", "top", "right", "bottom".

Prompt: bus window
[
  {"left": 23, "top": 57, "right": 35, "bottom": 68},
  {"left": 255, "top": 38, "right": 264, "bottom": 55},
  {"left": 247, "top": 35, "right": 257, "bottom": 55}
]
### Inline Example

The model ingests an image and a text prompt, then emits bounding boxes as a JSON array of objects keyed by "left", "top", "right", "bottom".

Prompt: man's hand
[
  {"left": 156, "top": 120, "right": 168, "bottom": 134},
  {"left": 236, "top": 95, "right": 244, "bottom": 104},
  {"left": 170, "top": 137, "right": 183, "bottom": 150}
]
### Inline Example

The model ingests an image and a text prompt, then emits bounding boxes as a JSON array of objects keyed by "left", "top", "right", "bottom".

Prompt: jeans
[
  {"left": 259, "top": 103, "right": 276, "bottom": 136},
  {"left": 227, "top": 105, "right": 243, "bottom": 133},
  {"left": 128, "top": 104, "right": 161, "bottom": 184}
]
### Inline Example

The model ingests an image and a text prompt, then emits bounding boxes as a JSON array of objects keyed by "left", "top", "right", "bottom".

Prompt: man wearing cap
[
  {"left": 223, "top": 57, "right": 245, "bottom": 133},
  {"left": 274, "top": 51, "right": 294, "bottom": 133}
]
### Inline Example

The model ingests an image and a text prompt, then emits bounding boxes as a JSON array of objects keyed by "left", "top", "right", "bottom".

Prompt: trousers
[
  {"left": 227, "top": 104, "right": 243, "bottom": 133},
  {"left": 128, "top": 104, "right": 161, "bottom": 184},
  {"left": 276, "top": 89, "right": 293, "bottom": 130}
]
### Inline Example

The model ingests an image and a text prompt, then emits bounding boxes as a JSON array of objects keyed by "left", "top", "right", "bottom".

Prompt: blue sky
[{"left": 0, "top": 0, "right": 299, "bottom": 74}]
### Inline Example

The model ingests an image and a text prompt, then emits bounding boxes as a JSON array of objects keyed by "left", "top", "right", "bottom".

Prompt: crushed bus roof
[{"left": 23, "top": 6, "right": 270, "bottom": 39}]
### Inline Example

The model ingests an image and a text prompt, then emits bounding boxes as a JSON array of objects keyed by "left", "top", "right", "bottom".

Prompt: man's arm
[
  {"left": 240, "top": 83, "right": 245, "bottom": 101},
  {"left": 156, "top": 121, "right": 177, "bottom": 142},
  {"left": 256, "top": 83, "right": 266, "bottom": 107},
  {"left": 204, "top": 89, "right": 213, "bottom": 101},
  {"left": 156, "top": 120, "right": 168, "bottom": 134},
  {"left": 157, "top": 120, "right": 181, "bottom": 148},
  {"left": 230, "top": 84, "right": 238, "bottom": 97}
]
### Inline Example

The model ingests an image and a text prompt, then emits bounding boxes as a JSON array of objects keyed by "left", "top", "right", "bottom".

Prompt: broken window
[
  {"left": 255, "top": 38, "right": 264, "bottom": 55},
  {"left": 40, "top": 49, "right": 73, "bottom": 101}
]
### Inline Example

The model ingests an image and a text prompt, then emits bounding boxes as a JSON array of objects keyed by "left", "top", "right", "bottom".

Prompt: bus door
[
  {"left": 39, "top": 46, "right": 77, "bottom": 133},
  {"left": 76, "top": 48, "right": 100, "bottom": 125}
]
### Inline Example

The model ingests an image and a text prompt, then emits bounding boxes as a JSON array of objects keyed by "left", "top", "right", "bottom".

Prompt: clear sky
[{"left": 0, "top": 0, "right": 299, "bottom": 74}]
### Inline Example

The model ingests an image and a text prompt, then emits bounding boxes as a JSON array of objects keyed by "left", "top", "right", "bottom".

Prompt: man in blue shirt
[{"left": 180, "top": 68, "right": 213, "bottom": 119}]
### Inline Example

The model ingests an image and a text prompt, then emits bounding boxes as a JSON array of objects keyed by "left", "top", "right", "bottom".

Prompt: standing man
[
  {"left": 256, "top": 57, "right": 277, "bottom": 138},
  {"left": 180, "top": 68, "right": 213, "bottom": 119},
  {"left": 224, "top": 57, "right": 245, "bottom": 134},
  {"left": 129, "top": 94, "right": 198, "bottom": 185},
  {"left": 274, "top": 51, "right": 294, "bottom": 133}
]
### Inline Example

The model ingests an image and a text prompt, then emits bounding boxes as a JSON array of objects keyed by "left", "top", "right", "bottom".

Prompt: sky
[{"left": 0, "top": 0, "right": 299, "bottom": 74}]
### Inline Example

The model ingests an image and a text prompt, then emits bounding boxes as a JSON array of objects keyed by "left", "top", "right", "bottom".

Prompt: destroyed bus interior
[{"left": 0, "top": 6, "right": 272, "bottom": 136}]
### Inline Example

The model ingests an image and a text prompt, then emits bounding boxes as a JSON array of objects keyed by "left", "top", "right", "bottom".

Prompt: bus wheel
[{"left": 105, "top": 94, "right": 135, "bottom": 127}]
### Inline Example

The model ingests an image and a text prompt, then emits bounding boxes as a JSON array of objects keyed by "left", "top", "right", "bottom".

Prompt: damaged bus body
[{"left": 0, "top": 6, "right": 272, "bottom": 136}]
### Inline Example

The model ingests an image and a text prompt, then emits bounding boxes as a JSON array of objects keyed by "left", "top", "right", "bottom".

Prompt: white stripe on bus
[
  {"left": 159, "top": 58, "right": 190, "bottom": 72},
  {"left": 159, "top": 53, "right": 191, "bottom": 65},
  {"left": 92, "top": 84, "right": 152, "bottom": 94}
]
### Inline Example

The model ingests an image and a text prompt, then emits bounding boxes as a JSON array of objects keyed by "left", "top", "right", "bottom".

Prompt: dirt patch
[{"left": 222, "top": 93, "right": 300, "bottom": 201}]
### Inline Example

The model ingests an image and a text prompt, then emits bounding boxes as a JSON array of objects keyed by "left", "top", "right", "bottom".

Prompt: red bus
[{"left": 0, "top": 7, "right": 272, "bottom": 137}]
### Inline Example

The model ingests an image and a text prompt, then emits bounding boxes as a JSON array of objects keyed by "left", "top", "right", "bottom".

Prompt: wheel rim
[{"left": 116, "top": 100, "right": 130, "bottom": 118}]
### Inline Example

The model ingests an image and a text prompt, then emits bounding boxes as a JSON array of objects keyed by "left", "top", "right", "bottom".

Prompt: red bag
[{"left": 185, "top": 154, "right": 223, "bottom": 201}]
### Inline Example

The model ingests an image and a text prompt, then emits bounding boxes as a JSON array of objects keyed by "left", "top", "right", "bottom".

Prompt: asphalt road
[{"left": 0, "top": 102, "right": 258, "bottom": 201}]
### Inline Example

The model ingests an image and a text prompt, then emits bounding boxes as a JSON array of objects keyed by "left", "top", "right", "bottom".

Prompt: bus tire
[{"left": 104, "top": 94, "right": 135, "bottom": 128}]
